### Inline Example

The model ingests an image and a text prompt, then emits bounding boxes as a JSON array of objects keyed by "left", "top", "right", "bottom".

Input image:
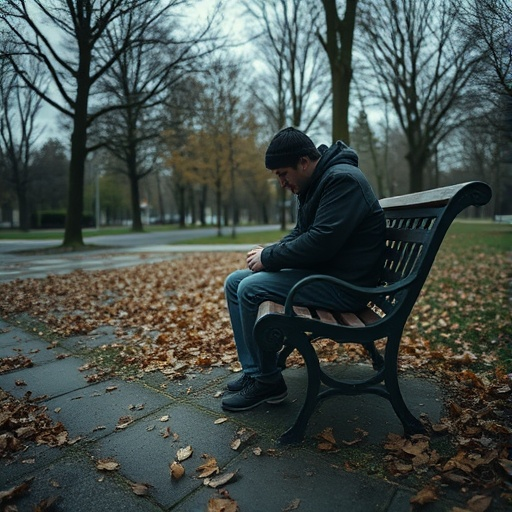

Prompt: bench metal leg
[
  {"left": 278, "top": 333, "right": 321, "bottom": 445},
  {"left": 385, "top": 335, "right": 425, "bottom": 435}
]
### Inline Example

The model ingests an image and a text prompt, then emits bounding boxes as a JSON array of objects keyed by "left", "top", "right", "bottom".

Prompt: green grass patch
[
  {"left": 0, "top": 224, "right": 182, "bottom": 240},
  {"left": 417, "top": 220, "right": 511, "bottom": 373},
  {"left": 173, "top": 229, "right": 289, "bottom": 245}
]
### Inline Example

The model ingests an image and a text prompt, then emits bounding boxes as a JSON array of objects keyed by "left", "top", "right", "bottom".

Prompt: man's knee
[{"left": 225, "top": 269, "right": 251, "bottom": 295}]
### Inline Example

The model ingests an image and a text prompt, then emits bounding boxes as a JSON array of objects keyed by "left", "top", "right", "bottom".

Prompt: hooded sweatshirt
[{"left": 261, "top": 141, "right": 385, "bottom": 287}]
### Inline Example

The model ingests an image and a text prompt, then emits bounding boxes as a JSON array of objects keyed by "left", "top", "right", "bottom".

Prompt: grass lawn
[{"left": 0, "top": 224, "right": 180, "bottom": 240}]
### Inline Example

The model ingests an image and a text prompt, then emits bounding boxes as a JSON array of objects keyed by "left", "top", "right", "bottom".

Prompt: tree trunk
[
  {"left": 16, "top": 184, "right": 30, "bottom": 231},
  {"left": 321, "top": 0, "right": 358, "bottom": 143},
  {"left": 130, "top": 175, "right": 143, "bottom": 232},
  {"left": 216, "top": 180, "right": 222, "bottom": 236},
  {"left": 406, "top": 152, "right": 426, "bottom": 193},
  {"left": 63, "top": 115, "right": 87, "bottom": 247}
]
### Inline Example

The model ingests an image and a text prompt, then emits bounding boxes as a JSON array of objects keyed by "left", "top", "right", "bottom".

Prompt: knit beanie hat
[{"left": 265, "top": 127, "right": 318, "bottom": 169}]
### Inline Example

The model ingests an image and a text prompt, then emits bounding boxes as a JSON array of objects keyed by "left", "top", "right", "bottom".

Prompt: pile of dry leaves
[
  {"left": 0, "top": 250, "right": 511, "bottom": 510},
  {"left": 0, "top": 388, "right": 71, "bottom": 458}
]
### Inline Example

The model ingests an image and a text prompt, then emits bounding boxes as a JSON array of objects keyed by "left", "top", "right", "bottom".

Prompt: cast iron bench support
[{"left": 254, "top": 181, "right": 492, "bottom": 445}]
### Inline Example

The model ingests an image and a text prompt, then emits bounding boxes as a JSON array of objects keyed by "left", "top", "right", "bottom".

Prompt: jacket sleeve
[{"left": 261, "top": 173, "right": 372, "bottom": 271}]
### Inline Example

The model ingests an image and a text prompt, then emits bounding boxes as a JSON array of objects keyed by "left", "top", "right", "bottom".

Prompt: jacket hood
[
  {"left": 318, "top": 140, "right": 359, "bottom": 170},
  {"left": 299, "top": 141, "right": 359, "bottom": 200}
]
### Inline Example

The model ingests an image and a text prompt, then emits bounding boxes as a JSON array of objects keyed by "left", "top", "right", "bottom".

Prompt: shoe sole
[{"left": 221, "top": 391, "right": 288, "bottom": 412}]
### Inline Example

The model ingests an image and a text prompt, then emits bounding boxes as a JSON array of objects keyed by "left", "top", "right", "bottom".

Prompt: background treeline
[{"left": 0, "top": 0, "right": 510, "bottom": 241}]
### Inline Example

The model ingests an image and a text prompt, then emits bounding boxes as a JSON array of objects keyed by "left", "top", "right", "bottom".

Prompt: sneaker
[
  {"left": 221, "top": 377, "right": 287, "bottom": 411},
  {"left": 226, "top": 373, "right": 253, "bottom": 392}
]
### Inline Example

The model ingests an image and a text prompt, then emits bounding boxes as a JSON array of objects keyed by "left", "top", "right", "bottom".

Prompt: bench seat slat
[
  {"left": 315, "top": 309, "right": 338, "bottom": 324},
  {"left": 335, "top": 312, "right": 366, "bottom": 327}
]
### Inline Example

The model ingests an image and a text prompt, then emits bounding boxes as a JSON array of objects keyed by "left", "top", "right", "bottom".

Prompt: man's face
[{"left": 271, "top": 159, "right": 312, "bottom": 195}]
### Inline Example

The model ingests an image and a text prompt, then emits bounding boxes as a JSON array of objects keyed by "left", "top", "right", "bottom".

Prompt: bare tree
[
  {"left": 92, "top": 2, "right": 219, "bottom": 232},
  {"left": 318, "top": 0, "right": 358, "bottom": 143},
  {"left": 458, "top": 0, "right": 512, "bottom": 213},
  {"left": 461, "top": 0, "right": 512, "bottom": 101},
  {"left": 0, "top": 55, "right": 45, "bottom": 230},
  {"left": 244, "top": 0, "right": 330, "bottom": 229},
  {"left": 0, "top": 0, "right": 195, "bottom": 247},
  {"left": 358, "top": 0, "right": 483, "bottom": 192}
]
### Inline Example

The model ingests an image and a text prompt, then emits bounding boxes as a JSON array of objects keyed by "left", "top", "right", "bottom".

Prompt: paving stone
[
  {"left": 0, "top": 444, "right": 65, "bottom": 488},
  {"left": 142, "top": 366, "right": 228, "bottom": 399},
  {"left": 175, "top": 445, "right": 396, "bottom": 512},
  {"left": 43, "top": 378, "right": 171, "bottom": 441},
  {"left": 90, "top": 402, "right": 243, "bottom": 509},
  {"left": 0, "top": 356, "right": 90, "bottom": 399},
  {"left": 58, "top": 325, "right": 120, "bottom": 352},
  {"left": 4, "top": 451, "right": 163, "bottom": 512},
  {"left": 0, "top": 334, "right": 65, "bottom": 365}
]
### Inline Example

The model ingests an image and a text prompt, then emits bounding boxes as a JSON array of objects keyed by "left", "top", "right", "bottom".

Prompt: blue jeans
[{"left": 224, "top": 269, "right": 366, "bottom": 383}]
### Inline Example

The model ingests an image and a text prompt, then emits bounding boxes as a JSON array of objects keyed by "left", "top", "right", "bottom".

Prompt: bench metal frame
[{"left": 254, "top": 181, "right": 492, "bottom": 445}]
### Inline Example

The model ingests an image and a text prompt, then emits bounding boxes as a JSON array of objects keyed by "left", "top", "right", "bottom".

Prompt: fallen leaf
[
  {"left": 283, "top": 498, "right": 301, "bottom": 511},
  {"left": 230, "top": 438, "right": 241, "bottom": 451},
  {"left": 214, "top": 417, "right": 228, "bottom": 424},
  {"left": 204, "top": 471, "right": 237, "bottom": 488},
  {"left": 116, "top": 415, "right": 133, "bottom": 430},
  {"left": 207, "top": 496, "right": 238, "bottom": 512},
  {"left": 96, "top": 459, "right": 120, "bottom": 471},
  {"left": 410, "top": 486, "right": 438, "bottom": 505},
  {"left": 196, "top": 456, "right": 220, "bottom": 478},
  {"left": 130, "top": 482, "right": 151, "bottom": 496},
  {"left": 170, "top": 461, "right": 185, "bottom": 480},
  {"left": 176, "top": 445, "right": 193, "bottom": 462},
  {"left": 33, "top": 495, "right": 59, "bottom": 511},
  {"left": 466, "top": 494, "right": 492, "bottom": 512}
]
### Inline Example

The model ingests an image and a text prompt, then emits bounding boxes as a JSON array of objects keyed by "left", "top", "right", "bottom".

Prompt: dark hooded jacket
[{"left": 261, "top": 141, "right": 385, "bottom": 287}]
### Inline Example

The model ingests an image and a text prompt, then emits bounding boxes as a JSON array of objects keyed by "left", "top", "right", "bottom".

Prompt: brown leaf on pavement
[
  {"left": 130, "top": 482, "right": 151, "bottom": 496},
  {"left": 96, "top": 458, "right": 120, "bottom": 471},
  {"left": 410, "top": 486, "right": 438, "bottom": 505},
  {"left": 207, "top": 495, "right": 239, "bottom": 512},
  {"left": 282, "top": 498, "right": 301, "bottom": 511},
  {"left": 196, "top": 455, "right": 220, "bottom": 478},
  {"left": 466, "top": 494, "right": 492, "bottom": 512},
  {"left": 170, "top": 461, "right": 185, "bottom": 480}
]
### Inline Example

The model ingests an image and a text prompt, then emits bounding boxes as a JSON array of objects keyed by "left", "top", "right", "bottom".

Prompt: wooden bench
[{"left": 254, "top": 181, "right": 492, "bottom": 445}]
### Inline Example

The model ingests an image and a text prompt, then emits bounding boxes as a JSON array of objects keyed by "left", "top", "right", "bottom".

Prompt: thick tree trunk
[
  {"left": 63, "top": 117, "right": 87, "bottom": 247},
  {"left": 130, "top": 175, "right": 143, "bottom": 232},
  {"left": 16, "top": 184, "right": 30, "bottom": 231},
  {"left": 321, "top": 0, "right": 357, "bottom": 144}
]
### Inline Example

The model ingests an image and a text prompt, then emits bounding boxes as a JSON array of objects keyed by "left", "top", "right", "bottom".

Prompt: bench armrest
[{"left": 284, "top": 273, "right": 416, "bottom": 316}]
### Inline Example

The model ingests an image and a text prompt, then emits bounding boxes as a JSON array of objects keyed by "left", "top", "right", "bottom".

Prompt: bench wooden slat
[
  {"left": 335, "top": 312, "right": 366, "bottom": 327},
  {"left": 258, "top": 301, "right": 313, "bottom": 319},
  {"left": 315, "top": 309, "right": 338, "bottom": 325},
  {"left": 357, "top": 308, "right": 383, "bottom": 325},
  {"left": 293, "top": 306, "right": 312, "bottom": 318},
  {"left": 258, "top": 301, "right": 284, "bottom": 317}
]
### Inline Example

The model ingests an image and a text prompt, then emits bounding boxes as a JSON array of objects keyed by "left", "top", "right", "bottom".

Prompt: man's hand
[{"left": 246, "top": 246, "right": 265, "bottom": 272}]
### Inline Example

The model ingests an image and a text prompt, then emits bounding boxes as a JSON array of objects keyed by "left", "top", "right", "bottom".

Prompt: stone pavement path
[{"left": 0, "top": 316, "right": 481, "bottom": 512}]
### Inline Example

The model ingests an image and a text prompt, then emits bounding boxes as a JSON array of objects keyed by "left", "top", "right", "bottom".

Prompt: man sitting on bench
[{"left": 222, "top": 127, "right": 386, "bottom": 412}]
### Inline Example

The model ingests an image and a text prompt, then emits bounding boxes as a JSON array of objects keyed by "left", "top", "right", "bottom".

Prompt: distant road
[
  {"left": 0, "top": 225, "right": 280, "bottom": 254},
  {"left": 0, "top": 225, "right": 281, "bottom": 282}
]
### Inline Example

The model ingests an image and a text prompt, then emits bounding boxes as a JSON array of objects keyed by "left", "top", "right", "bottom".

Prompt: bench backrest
[{"left": 373, "top": 181, "right": 492, "bottom": 317}]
